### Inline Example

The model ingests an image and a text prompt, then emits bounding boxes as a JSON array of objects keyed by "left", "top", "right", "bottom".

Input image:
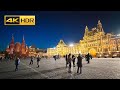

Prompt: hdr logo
[{"left": 4, "top": 15, "right": 35, "bottom": 25}]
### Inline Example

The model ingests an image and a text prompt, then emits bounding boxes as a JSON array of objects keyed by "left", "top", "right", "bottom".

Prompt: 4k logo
[
  {"left": 4, "top": 15, "right": 35, "bottom": 25},
  {"left": 5, "top": 17, "right": 19, "bottom": 24}
]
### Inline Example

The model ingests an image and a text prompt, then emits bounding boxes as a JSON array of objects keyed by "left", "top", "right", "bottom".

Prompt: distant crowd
[
  {"left": 0, "top": 53, "right": 92, "bottom": 74},
  {"left": 53, "top": 53, "right": 92, "bottom": 74}
]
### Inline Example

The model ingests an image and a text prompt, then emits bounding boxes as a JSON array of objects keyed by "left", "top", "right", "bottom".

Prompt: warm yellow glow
[
  {"left": 89, "top": 48, "right": 97, "bottom": 57},
  {"left": 47, "top": 20, "right": 120, "bottom": 57}
]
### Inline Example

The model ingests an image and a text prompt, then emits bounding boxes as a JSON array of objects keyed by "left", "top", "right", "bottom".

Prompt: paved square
[{"left": 0, "top": 58, "right": 120, "bottom": 79}]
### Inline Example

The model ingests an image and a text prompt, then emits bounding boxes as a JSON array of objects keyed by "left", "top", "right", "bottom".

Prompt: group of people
[
  {"left": 14, "top": 55, "right": 41, "bottom": 71},
  {"left": 65, "top": 53, "right": 92, "bottom": 74},
  {"left": 29, "top": 56, "right": 41, "bottom": 68},
  {"left": 53, "top": 55, "right": 60, "bottom": 61},
  {"left": 14, "top": 53, "right": 92, "bottom": 73}
]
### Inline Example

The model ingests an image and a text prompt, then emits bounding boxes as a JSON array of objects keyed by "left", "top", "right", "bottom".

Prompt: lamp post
[{"left": 69, "top": 43, "right": 74, "bottom": 54}]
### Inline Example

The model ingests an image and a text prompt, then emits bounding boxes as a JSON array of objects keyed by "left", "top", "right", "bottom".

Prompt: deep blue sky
[{"left": 0, "top": 11, "right": 120, "bottom": 50}]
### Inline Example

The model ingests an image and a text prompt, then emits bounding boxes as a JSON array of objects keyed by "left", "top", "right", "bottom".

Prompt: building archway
[{"left": 89, "top": 48, "right": 97, "bottom": 57}]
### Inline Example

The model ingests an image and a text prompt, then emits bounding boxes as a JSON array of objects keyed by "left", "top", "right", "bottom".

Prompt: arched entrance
[{"left": 89, "top": 48, "right": 97, "bottom": 57}]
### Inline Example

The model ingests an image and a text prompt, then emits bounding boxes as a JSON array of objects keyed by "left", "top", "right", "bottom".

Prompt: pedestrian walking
[
  {"left": 53, "top": 55, "right": 56, "bottom": 61},
  {"left": 77, "top": 54, "right": 83, "bottom": 74},
  {"left": 15, "top": 57, "right": 20, "bottom": 71},
  {"left": 65, "top": 54, "right": 68, "bottom": 68},
  {"left": 85, "top": 53, "right": 92, "bottom": 64},
  {"left": 72, "top": 55, "right": 76, "bottom": 67},
  {"left": 0, "top": 57, "right": 2, "bottom": 62},
  {"left": 37, "top": 55, "right": 41, "bottom": 68},
  {"left": 68, "top": 53, "right": 72, "bottom": 73},
  {"left": 29, "top": 56, "right": 33, "bottom": 65}
]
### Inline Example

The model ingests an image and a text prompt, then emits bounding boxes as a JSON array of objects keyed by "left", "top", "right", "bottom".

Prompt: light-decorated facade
[
  {"left": 6, "top": 35, "right": 29, "bottom": 58},
  {"left": 6, "top": 35, "right": 46, "bottom": 58},
  {"left": 47, "top": 20, "right": 120, "bottom": 57}
]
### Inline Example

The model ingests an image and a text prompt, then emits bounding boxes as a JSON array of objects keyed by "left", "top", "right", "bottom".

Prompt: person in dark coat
[
  {"left": 37, "top": 55, "right": 41, "bottom": 68},
  {"left": 85, "top": 53, "right": 92, "bottom": 64},
  {"left": 68, "top": 53, "right": 72, "bottom": 73},
  {"left": 72, "top": 55, "right": 76, "bottom": 67},
  {"left": 0, "top": 57, "right": 2, "bottom": 62},
  {"left": 77, "top": 54, "right": 83, "bottom": 74},
  {"left": 53, "top": 55, "right": 56, "bottom": 61},
  {"left": 29, "top": 56, "right": 33, "bottom": 65},
  {"left": 15, "top": 57, "right": 20, "bottom": 71},
  {"left": 65, "top": 54, "right": 68, "bottom": 68}
]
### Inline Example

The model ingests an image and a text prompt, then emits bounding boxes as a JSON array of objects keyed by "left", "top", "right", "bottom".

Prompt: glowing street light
[
  {"left": 117, "top": 34, "right": 120, "bottom": 36},
  {"left": 69, "top": 43, "right": 74, "bottom": 47},
  {"left": 69, "top": 43, "right": 74, "bottom": 54}
]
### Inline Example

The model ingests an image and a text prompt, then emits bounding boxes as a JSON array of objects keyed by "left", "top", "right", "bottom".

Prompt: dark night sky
[{"left": 0, "top": 11, "right": 120, "bottom": 50}]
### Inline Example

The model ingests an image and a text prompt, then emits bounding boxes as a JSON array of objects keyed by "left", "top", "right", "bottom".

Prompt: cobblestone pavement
[{"left": 0, "top": 58, "right": 120, "bottom": 79}]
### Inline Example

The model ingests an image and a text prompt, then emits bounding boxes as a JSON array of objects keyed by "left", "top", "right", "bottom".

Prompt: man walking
[
  {"left": 85, "top": 53, "right": 92, "bottom": 64},
  {"left": 53, "top": 55, "right": 56, "bottom": 61},
  {"left": 0, "top": 57, "right": 2, "bottom": 62},
  {"left": 72, "top": 55, "right": 76, "bottom": 67},
  {"left": 77, "top": 54, "right": 83, "bottom": 74},
  {"left": 29, "top": 56, "right": 33, "bottom": 65},
  {"left": 15, "top": 57, "right": 20, "bottom": 71},
  {"left": 65, "top": 54, "right": 68, "bottom": 68},
  {"left": 68, "top": 53, "right": 72, "bottom": 73},
  {"left": 37, "top": 55, "right": 41, "bottom": 68}
]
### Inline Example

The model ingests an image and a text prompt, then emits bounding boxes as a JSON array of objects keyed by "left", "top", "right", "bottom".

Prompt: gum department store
[{"left": 47, "top": 20, "right": 120, "bottom": 58}]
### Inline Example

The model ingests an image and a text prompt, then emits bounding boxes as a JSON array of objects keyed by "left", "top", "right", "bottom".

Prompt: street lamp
[
  {"left": 69, "top": 43, "right": 74, "bottom": 54},
  {"left": 69, "top": 43, "right": 74, "bottom": 47},
  {"left": 117, "top": 34, "right": 120, "bottom": 36}
]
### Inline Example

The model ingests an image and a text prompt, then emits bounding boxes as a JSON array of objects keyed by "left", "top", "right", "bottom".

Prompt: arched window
[
  {"left": 110, "top": 41, "right": 113, "bottom": 45},
  {"left": 118, "top": 46, "right": 120, "bottom": 51},
  {"left": 117, "top": 39, "right": 120, "bottom": 44},
  {"left": 112, "top": 48, "right": 114, "bottom": 51},
  {"left": 114, "top": 40, "right": 116, "bottom": 44}
]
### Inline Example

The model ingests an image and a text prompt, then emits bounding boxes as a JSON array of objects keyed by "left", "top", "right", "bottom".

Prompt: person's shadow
[{"left": 0, "top": 68, "right": 30, "bottom": 74}]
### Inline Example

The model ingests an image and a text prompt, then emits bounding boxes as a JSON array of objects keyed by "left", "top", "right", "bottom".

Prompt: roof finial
[
  {"left": 85, "top": 26, "right": 89, "bottom": 30},
  {"left": 12, "top": 34, "right": 14, "bottom": 39},
  {"left": 23, "top": 34, "right": 24, "bottom": 40},
  {"left": 98, "top": 20, "right": 101, "bottom": 24},
  {"left": 11, "top": 34, "right": 14, "bottom": 43}
]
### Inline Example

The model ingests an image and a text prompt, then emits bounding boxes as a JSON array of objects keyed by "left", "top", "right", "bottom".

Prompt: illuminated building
[
  {"left": 24, "top": 45, "right": 47, "bottom": 57},
  {"left": 6, "top": 35, "right": 47, "bottom": 58},
  {"left": 6, "top": 35, "right": 29, "bottom": 58},
  {"left": 47, "top": 20, "right": 120, "bottom": 57}
]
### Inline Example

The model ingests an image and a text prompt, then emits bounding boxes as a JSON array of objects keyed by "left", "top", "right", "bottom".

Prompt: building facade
[
  {"left": 6, "top": 35, "right": 47, "bottom": 59},
  {"left": 47, "top": 20, "right": 120, "bottom": 57},
  {"left": 28, "top": 45, "right": 37, "bottom": 57},
  {"left": 6, "top": 35, "right": 29, "bottom": 58},
  {"left": 27, "top": 46, "right": 47, "bottom": 57}
]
